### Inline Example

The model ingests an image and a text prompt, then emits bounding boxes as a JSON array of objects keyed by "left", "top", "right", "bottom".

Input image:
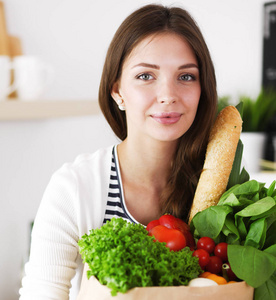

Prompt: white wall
[{"left": 0, "top": 0, "right": 268, "bottom": 299}]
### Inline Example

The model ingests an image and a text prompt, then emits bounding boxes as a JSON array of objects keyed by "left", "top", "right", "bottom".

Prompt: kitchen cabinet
[{"left": 0, "top": 100, "right": 100, "bottom": 120}]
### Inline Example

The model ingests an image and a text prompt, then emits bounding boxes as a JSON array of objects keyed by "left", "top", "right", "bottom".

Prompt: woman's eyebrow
[
  {"left": 178, "top": 63, "right": 199, "bottom": 70},
  {"left": 132, "top": 63, "right": 160, "bottom": 69},
  {"left": 131, "top": 62, "right": 199, "bottom": 70}
]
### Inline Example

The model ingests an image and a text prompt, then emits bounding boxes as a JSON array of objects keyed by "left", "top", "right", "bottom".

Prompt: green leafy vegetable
[
  {"left": 190, "top": 102, "right": 275, "bottom": 299},
  {"left": 254, "top": 272, "right": 276, "bottom": 300},
  {"left": 227, "top": 245, "right": 276, "bottom": 288},
  {"left": 78, "top": 218, "right": 201, "bottom": 296},
  {"left": 227, "top": 140, "right": 250, "bottom": 189},
  {"left": 190, "top": 180, "right": 276, "bottom": 300},
  {"left": 226, "top": 102, "right": 249, "bottom": 190}
]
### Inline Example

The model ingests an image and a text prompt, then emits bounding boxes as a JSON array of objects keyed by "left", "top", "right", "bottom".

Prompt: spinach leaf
[
  {"left": 267, "top": 181, "right": 276, "bottom": 197},
  {"left": 227, "top": 140, "right": 250, "bottom": 189},
  {"left": 222, "top": 216, "right": 240, "bottom": 244},
  {"left": 236, "top": 216, "right": 247, "bottom": 241},
  {"left": 219, "top": 180, "right": 259, "bottom": 203},
  {"left": 191, "top": 177, "right": 276, "bottom": 299},
  {"left": 244, "top": 218, "right": 267, "bottom": 249},
  {"left": 226, "top": 102, "right": 250, "bottom": 189},
  {"left": 264, "top": 221, "right": 276, "bottom": 249},
  {"left": 228, "top": 245, "right": 276, "bottom": 288},
  {"left": 218, "top": 193, "right": 240, "bottom": 207},
  {"left": 254, "top": 272, "right": 276, "bottom": 300},
  {"left": 236, "top": 197, "right": 275, "bottom": 218},
  {"left": 250, "top": 205, "right": 276, "bottom": 221},
  {"left": 191, "top": 205, "right": 232, "bottom": 239},
  {"left": 264, "top": 244, "right": 276, "bottom": 257}
]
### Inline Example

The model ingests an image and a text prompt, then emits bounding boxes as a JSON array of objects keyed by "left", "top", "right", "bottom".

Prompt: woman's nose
[
  {"left": 157, "top": 80, "right": 177, "bottom": 104},
  {"left": 159, "top": 97, "right": 176, "bottom": 105}
]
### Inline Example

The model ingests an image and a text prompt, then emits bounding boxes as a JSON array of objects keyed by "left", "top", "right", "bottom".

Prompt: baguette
[{"left": 188, "top": 105, "right": 242, "bottom": 223}]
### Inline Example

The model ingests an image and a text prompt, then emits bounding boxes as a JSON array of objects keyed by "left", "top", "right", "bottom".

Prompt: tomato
[
  {"left": 206, "top": 255, "right": 223, "bottom": 274},
  {"left": 147, "top": 214, "right": 195, "bottom": 250},
  {"left": 214, "top": 242, "right": 228, "bottom": 262},
  {"left": 197, "top": 237, "right": 216, "bottom": 254},
  {"left": 183, "top": 230, "right": 196, "bottom": 250},
  {"left": 149, "top": 225, "right": 186, "bottom": 251},
  {"left": 192, "top": 249, "right": 210, "bottom": 269},
  {"left": 159, "top": 214, "right": 190, "bottom": 233},
  {"left": 158, "top": 214, "right": 177, "bottom": 228},
  {"left": 146, "top": 219, "right": 160, "bottom": 234}
]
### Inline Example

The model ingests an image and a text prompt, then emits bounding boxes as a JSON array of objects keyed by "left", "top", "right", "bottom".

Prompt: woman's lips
[{"left": 151, "top": 112, "right": 182, "bottom": 124}]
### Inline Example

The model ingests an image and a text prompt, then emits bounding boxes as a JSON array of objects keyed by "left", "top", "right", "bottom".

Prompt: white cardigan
[{"left": 19, "top": 145, "right": 114, "bottom": 300}]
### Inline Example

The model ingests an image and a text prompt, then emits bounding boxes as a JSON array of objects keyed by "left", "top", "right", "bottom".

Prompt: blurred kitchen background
[{"left": 0, "top": 0, "right": 275, "bottom": 299}]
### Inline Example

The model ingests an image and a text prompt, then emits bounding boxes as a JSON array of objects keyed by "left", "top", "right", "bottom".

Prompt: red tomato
[
  {"left": 158, "top": 214, "right": 195, "bottom": 249},
  {"left": 146, "top": 219, "right": 160, "bottom": 234},
  {"left": 197, "top": 237, "right": 216, "bottom": 254},
  {"left": 159, "top": 214, "right": 190, "bottom": 232},
  {"left": 214, "top": 242, "right": 228, "bottom": 262},
  {"left": 183, "top": 230, "right": 196, "bottom": 250},
  {"left": 149, "top": 225, "right": 186, "bottom": 251},
  {"left": 192, "top": 249, "right": 210, "bottom": 269},
  {"left": 158, "top": 214, "right": 177, "bottom": 228},
  {"left": 206, "top": 255, "right": 223, "bottom": 274}
]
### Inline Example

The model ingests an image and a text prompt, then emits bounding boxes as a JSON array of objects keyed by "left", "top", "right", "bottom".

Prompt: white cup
[
  {"left": 12, "top": 56, "right": 54, "bottom": 101},
  {"left": 0, "top": 55, "right": 17, "bottom": 100}
]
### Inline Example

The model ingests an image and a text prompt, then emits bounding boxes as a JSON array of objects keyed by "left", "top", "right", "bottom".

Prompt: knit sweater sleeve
[
  {"left": 19, "top": 164, "right": 82, "bottom": 300},
  {"left": 19, "top": 146, "right": 113, "bottom": 300}
]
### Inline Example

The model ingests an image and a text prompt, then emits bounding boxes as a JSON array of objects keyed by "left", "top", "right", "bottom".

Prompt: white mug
[
  {"left": 12, "top": 56, "right": 54, "bottom": 101},
  {"left": 0, "top": 55, "right": 17, "bottom": 100}
]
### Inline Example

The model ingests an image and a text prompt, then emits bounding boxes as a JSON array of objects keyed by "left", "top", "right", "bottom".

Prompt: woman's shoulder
[
  {"left": 46, "top": 145, "right": 116, "bottom": 189},
  {"left": 72, "top": 144, "right": 115, "bottom": 168},
  {"left": 61, "top": 144, "right": 115, "bottom": 172}
]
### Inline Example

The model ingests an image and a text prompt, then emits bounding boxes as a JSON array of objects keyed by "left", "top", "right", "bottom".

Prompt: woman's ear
[
  {"left": 111, "top": 82, "right": 126, "bottom": 111},
  {"left": 111, "top": 82, "right": 121, "bottom": 102}
]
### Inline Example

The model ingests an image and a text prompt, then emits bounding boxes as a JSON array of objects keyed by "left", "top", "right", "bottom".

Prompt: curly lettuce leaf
[{"left": 78, "top": 218, "right": 201, "bottom": 296}]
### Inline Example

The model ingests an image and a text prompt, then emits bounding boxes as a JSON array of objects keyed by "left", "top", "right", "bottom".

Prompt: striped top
[{"left": 102, "top": 146, "right": 139, "bottom": 225}]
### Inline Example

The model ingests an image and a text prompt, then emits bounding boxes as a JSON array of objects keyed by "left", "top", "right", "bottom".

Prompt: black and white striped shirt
[{"left": 102, "top": 146, "right": 138, "bottom": 225}]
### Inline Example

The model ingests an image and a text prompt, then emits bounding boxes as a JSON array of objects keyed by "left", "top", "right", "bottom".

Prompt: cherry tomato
[
  {"left": 197, "top": 237, "right": 216, "bottom": 254},
  {"left": 146, "top": 219, "right": 160, "bottom": 234},
  {"left": 206, "top": 255, "right": 223, "bottom": 274},
  {"left": 214, "top": 242, "right": 228, "bottom": 262},
  {"left": 192, "top": 249, "right": 210, "bottom": 269},
  {"left": 149, "top": 225, "right": 186, "bottom": 251}
]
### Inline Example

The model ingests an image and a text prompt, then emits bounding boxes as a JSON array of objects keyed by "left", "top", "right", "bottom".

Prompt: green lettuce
[{"left": 78, "top": 218, "right": 201, "bottom": 296}]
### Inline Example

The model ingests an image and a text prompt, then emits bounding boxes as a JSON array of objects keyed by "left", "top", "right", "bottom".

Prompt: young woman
[{"left": 19, "top": 4, "right": 217, "bottom": 299}]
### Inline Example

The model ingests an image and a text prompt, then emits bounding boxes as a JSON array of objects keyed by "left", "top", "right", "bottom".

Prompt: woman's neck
[
  {"left": 117, "top": 137, "right": 178, "bottom": 190},
  {"left": 116, "top": 137, "right": 178, "bottom": 225}
]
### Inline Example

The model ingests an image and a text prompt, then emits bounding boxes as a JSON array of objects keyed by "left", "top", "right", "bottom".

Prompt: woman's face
[{"left": 112, "top": 32, "right": 201, "bottom": 144}]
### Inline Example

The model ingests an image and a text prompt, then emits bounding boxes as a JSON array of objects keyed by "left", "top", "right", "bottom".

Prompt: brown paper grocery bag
[{"left": 76, "top": 264, "right": 254, "bottom": 300}]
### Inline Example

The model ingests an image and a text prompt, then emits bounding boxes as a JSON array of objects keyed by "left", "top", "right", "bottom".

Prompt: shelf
[{"left": 0, "top": 100, "right": 101, "bottom": 121}]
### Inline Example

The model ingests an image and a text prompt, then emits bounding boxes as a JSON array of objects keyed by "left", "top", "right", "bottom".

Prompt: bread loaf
[{"left": 188, "top": 106, "right": 242, "bottom": 223}]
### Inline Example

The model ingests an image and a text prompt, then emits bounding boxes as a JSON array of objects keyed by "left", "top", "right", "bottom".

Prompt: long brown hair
[{"left": 99, "top": 4, "right": 217, "bottom": 222}]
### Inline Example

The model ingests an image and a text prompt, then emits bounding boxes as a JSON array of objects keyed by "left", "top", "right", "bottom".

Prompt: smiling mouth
[{"left": 150, "top": 112, "right": 182, "bottom": 124}]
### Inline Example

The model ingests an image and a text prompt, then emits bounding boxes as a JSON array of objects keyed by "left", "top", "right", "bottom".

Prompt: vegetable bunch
[
  {"left": 78, "top": 218, "right": 201, "bottom": 296},
  {"left": 190, "top": 179, "right": 276, "bottom": 299}
]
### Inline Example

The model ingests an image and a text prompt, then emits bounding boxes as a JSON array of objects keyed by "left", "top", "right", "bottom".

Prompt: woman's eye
[
  {"left": 180, "top": 74, "right": 195, "bottom": 81},
  {"left": 137, "top": 73, "right": 153, "bottom": 81}
]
